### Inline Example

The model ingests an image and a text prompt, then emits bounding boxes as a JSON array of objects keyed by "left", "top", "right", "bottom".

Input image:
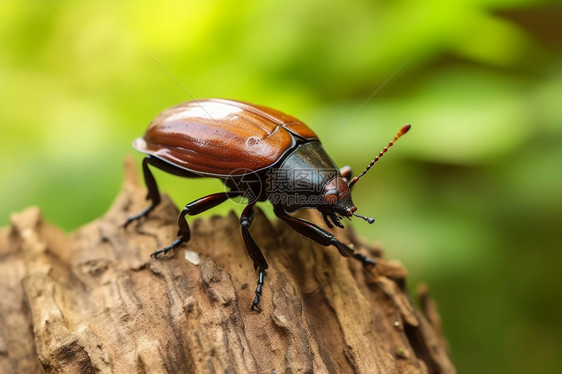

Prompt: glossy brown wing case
[{"left": 133, "top": 99, "right": 319, "bottom": 176}]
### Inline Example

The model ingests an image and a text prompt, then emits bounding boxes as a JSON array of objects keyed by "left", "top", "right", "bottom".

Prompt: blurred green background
[{"left": 1, "top": 0, "right": 561, "bottom": 372}]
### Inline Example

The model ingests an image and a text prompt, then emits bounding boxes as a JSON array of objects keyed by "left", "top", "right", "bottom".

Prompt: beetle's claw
[
  {"left": 123, "top": 214, "right": 143, "bottom": 229},
  {"left": 251, "top": 291, "right": 262, "bottom": 311},
  {"left": 151, "top": 248, "right": 170, "bottom": 258},
  {"left": 354, "top": 253, "right": 377, "bottom": 271},
  {"left": 123, "top": 205, "right": 156, "bottom": 229},
  {"left": 150, "top": 238, "right": 184, "bottom": 258},
  {"left": 150, "top": 249, "right": 164, "bottom": 258},
  {"left": 329, "top": 213, "right": 345, "bottom": 229},
  {"left": 250, "top": 267, "right": 265, "bottom": 311},
  {"left": 251, "top": 299, "right": 261, "bottom": 311},
  {"left": 122, "top": 218, "right": 134, "bottom": 229}
]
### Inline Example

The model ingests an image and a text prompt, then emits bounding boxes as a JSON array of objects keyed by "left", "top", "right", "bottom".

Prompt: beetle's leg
[
  {"left": 151, "top": 208, "right": 190, "bottom": 258},
  {"left": 253, "top": 267, "right": 265, "bottom": 311},
  {"left": 328, "top": 212, "right": 345, "bottom": 229},
  {"left": 240, "top": 203, "right": 269, "bottom": 311},
  {"left": 322, "top": 213, "right": 334, "bottom": 229},
  {"left": 274, "top": 206, "right": 376, "bottom": 270},
  {"left": 240, "top": 204, "right": 268, "bottom": 270},
  {"left": 322, "top": 212, "right": 344, "bottom": 229},
  {"left": 151, "top": 191, "right": 241, "bottom": 258},
  {"left": 124, "top": 156, "right": 162, "bottom": 227}
]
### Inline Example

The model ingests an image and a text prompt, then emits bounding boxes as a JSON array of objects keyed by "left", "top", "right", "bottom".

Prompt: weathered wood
[{"left": 0, "top": 159, "right": 456, "bottom": 373}]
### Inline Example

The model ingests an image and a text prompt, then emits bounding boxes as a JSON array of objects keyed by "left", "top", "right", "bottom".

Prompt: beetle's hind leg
[
  {"left": 240, "top": 203, "right": 269, "bottom": 311},
  {"left": 124, "top": 156, "right": 162, "bottom": 228},
  {"left": 151, "top": 191, "right": 242, "bottom": 257}
]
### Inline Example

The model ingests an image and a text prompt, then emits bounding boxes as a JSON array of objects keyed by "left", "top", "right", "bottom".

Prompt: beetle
[{"left": 124, "top": 98, "right": 410, "bottom": 310}]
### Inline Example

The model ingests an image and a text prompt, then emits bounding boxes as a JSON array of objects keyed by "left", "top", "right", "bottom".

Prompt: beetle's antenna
[
  {"left": 348, "top": 124, "right": 411, "bottom": 188},
  {"left": 353, "top": 213, "right": 375, "bottom": 224}
]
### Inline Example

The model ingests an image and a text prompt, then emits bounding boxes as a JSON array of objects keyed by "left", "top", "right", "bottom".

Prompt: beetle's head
[
  {"left": 321, "top": 176, "right": 375, "bottom": 225},
  {"left": 323, "top": 176, "right": 354, "bottom": 216},
  {"left": 320, "top": 123, "right": 412, "bottom": 227}
]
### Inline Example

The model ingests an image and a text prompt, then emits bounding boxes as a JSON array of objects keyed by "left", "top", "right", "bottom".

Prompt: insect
[{"left": 124, "top": 98, "right": 410, "bottom": 310}]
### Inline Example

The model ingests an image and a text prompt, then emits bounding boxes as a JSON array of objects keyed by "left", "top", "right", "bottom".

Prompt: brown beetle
[{"left": 125, "top": 98, "right": 410, "bottom": 310}]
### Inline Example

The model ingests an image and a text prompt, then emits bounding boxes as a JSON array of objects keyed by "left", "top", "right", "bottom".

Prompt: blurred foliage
[{"left": 1, "top": 0, "right": 561, "bottom": 372}]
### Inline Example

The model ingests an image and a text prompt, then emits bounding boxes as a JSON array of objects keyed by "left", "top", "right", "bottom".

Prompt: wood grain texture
[{"left": 0, "top": 159, "right": 456, "bottom": 374}]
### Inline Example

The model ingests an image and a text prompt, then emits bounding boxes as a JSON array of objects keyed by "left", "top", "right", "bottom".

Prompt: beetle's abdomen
[{"left": 134, "top": 99, "right": 318, "bottom": 177}]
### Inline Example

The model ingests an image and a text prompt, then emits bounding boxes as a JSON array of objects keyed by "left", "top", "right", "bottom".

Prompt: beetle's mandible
[{"left": 124, "top": 98, "right": 410, "bottom": 310}]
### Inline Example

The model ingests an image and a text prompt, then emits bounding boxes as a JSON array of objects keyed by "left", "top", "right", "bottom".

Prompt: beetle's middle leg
[
  {"left": 151, "top": 191, "right": 241, "bottom": 257},
  {"left": 274, "top": 206, "right": 376, "bottom": 270},
  {"left": 240, "top": 203, "right": 269, "bottom": 311}
]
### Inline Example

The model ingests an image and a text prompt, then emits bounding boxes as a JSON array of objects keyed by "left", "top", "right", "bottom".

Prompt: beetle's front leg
[
  {"left": 240, "top": 203, "right": 269, "bottom": 310},
  {"left": 151, "top": 191, "right": 241, "bottom": 257},
  {"left": 274, "top": 206, "right": 376, "bottom": 270}
]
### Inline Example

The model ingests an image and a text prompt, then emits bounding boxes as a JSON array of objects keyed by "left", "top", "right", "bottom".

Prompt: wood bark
[{"left": 0, "top": 159, "right": 456, "bottom": 374}]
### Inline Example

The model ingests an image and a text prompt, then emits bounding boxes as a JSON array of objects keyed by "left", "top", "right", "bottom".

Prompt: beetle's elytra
[{"left": 124, "top": 98, "right": 410, "bottom": 310}]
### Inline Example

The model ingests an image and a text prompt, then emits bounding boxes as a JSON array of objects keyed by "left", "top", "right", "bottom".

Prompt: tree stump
[{"left": 0, "top": 159, "right": 456, "bottom": 374}]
